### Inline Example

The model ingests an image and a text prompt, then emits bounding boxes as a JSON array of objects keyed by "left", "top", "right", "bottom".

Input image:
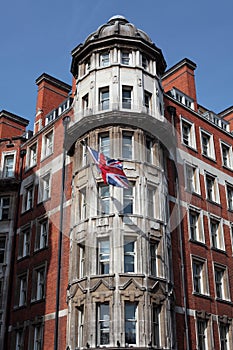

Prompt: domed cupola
[{"left": 71, "top": 15, "right": 166, "bottom": 77}]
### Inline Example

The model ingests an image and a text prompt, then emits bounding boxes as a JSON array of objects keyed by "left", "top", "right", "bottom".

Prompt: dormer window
[{"left": 170, "top": 88, "right": 194, "bottom": 110}]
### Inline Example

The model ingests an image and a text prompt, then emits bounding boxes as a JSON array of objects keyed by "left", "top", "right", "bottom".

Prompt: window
[
  {"left": 192, "top": 257, "right": 209, "bottom": 295},
  {"left": 210, "top": 218, "right": 224, "bottom": 250},
  {"left": 221, "top": 142, "right": 232, "bottom": 168},
  {"left": 152, "top": 304, "right": 160, "bottom": 347},
  {"left": 78, "top": 244, "right": 85, "bottom": 278},
  {"left": 201, "top": 130, "right": 215, "bottom": 159},
  {"left": 15, "top": 329, "right": 24, "bottom": 350},
  {"left": 226, "top": 183, "right": 233, "bottom": 211},
  {"left": 0, "top": 278, "right": 3, "bottom": 307},
  {"left": 142, "top": 55, "right": 149, "bottom": 70},
  {"left": 150, "top": 241, "right": 158, "bottom": 276},
  {"left": 32, "top": 324, "right": 43, "bottom": 350},
  {"left": 144, "top": 91, "right": 152, "bottom": 112},
  {"left": 124, "top": 239, "right": 136, "bottom": 273},
  {"left": 31, "top": 265, "right": 46, "bottom": 301},
  {"left": 99, "top": 133, "right": 110, "bottom": 157},
  {"left": 16, "top": 273, "right": 27, "bottom": 307},
  {"left": 35, "top": 219, "right": 48, "bottom": 251},
  {"left": 18, "top": 227, "right": 30, "bottom": 258},
  {"left": 188, "top": 208, "right": 204, "bottom": 242},
  {"left": 145, "top": 137, "right": 153, "bottom": 163},
  {"left": 181, "top": 118, "right": 196, "bottom": 148},
  {"left": 185, "top": 163, "right": 200, "bottom": 194},
  {"left": 97, "top": 303, "right": 110, "bottom": 345},
  {"left": 147, "top": 186, "right": 156, "bottom": 218},
  {"left": 122, "top": 86, "right": 132, "bottom": 109},
  {"left": 99, "top": 87, "right": 109, "bottom": 110},
  {"left": 121, "top": 51, "right": 130, "bottom": 65},
  {"left": 123, "top": 187, "right": 133, "bottom": 214},
  {"left": 122, "top": 132, "right": 132, "bottom": 159},
  {"left": 171, "top": 88, "right": 194, "bottom": 110},
  {"left": 97, "top": 240, "right": 110, "bottom": 274},
  {"left": 0, "top": 196, "right": 10, "bottom": 220},
  {"left": 125, "top": 302, "right": 137, "bottom": 345},
  {"left": 2, "top": 154, "right": 15, "bottom": 177},
  {"left": 219, "top": 322, "right": 229, "bottom": 350},
  {"left": 23, "top": 184, "right": 33, "bottom": 211},
  {"left": 98, "top": 185, "right": 110, "bottom": 215},
  {"left": 82, "top": 93, "right": 89, "bottom": 111},
  {"left": 0, "top": 237, "right": 6, "bottom": 264},
  {"left": 27, "top": 143, "right": 37, "bottom": 168},
  {"left": 42, "top": 130, "right": 53, "bottom": 158},
  {"left": 205, "top": 173, "right": 219, "bottom": 203},
  {"left": 77, "top": 305, "right": 84, "bottom": 348},
  {"left": 84, "top": 58, "right": 90, "bottom": 73},
  {"left": 100, "top": 52, "right": 110, "bottom": 67},
  {"left": 214, "top": 264, "right": 230, "bottom": 300},
  {"left": 197, "top": 319, "right": 208, "bottom": 350},
  {"left": 78, "top": 187, "right": 87, "bottom": 221},
  {"left": 39, "top": 173, "right": 51, "bottom": 202}
]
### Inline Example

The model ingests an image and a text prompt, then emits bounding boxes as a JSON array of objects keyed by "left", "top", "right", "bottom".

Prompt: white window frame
[
  {"left": 99, "top": 87, "right": 109, "bottom": 111},
  {"left": 122, "top": 86, "right": 132, "bottom": 109},
  {"left": 141, "top": 54, "right": 149, "bottom": 70},
  {"left": 180, "top": 117, "right": 196, "bottom": 149},
  {"left": 31, "top": 265, "right": 46, "bottom": 302},
  {"left": 152, "top": 304, "right": 161, "bottom": 347},
  {"left": 226, "top": 182, "right": 233, "bottom": 211},
  {"left": 17, "top": 273, "right": 27, "bottom": 307},
  {"left": 38, "top": 172, "right": 51, "bottom": 203},
  {"left": 196, "top": 318, "right": 209, "bottom": 350},
  {"left": 188, "top": 207, "right": 205, "bottom": 243},
  {"left": 214, "top": 264, "right": 230, "bottom": 301},
  {"left": 124, "top": 238, "right": 136, "bottom": 273},
  {"left": 150, "top": 241, "right": 158, "bottom": 277},
  {"left": 42, "top": 129, "right": 54, "bottom": 159},
  {"left": 125, "top": 302, "right": 138, "bottom": 345},
  {"left": 200, "top": 129, "right": 215, "bottom": 160},
  {"left": 99, "top": 133, "right": 110, "bottom": 157},
  {"left": 122, "top": 132, "right": 133, "bottom": 160},
  {"left": 147, "top": 185, "right": 157, "bottom": 218},
  {"left": 123, "top": 186, "right": 134, "bottom": 215},
  {"left": 15, "top": 329, "right": 24, "bottom": 350},
  {"left": 218, "top": 321, "right": 231, "bottom": 350},
  {"left": 23, "top": 183, "right": 34, "bottom": 212},
  {"left": 97, "top": 239, "right": 110, "bottom": 275},
  {"left": 184, "top": 162, "right": 201, "bottom": 194},
  {"left": 32, "top": 324, "right": 43, "bottom": 350},
  {"left": 78, "top": 243, "right": 85, "bottom": 278},
  {"left": 205, "top": 173, "right": 220, "bottom": 203},
  {"left": 79, "top": 187, "right": 87, "bottom": 221},
  {"left": 99, "top": 52, "right": 110, "bottom": 67},
  {"left": 0, "top": 196, "right": 10, "bottom": 220},
  {"left": 27, "top": 143, "right": 37, "bottom": 169},
  {"left": 98, "top": 184, "right": 110, "bottom": 215},
  {"left": 209, "top": 216, "right": 225, "bottom": 251},
  {"left": 192, "top": 256, "right": 209, "bottom": 295},
  {"left": 121, "top": 51, "right": 131, "bottom": 65},
  {"left": 18, "top": 227, "right": 30, "bottom": 259},
  {"left": 97, "top": 303, "right": 110, "bottom": 346},
  {"left": 77, "top": 305, "right": 84, "bottom": 348},
  {"left": 35, "top": 218, "right": 48, "bottom": 251},
  {"left": 0, "top": 236, "right": 6, "bottom": 264},
  {"left": 220, "top": 141, "right": 233, "bottom": 169},
  {"left": 1, "top": 151, "right": 16, "bottom": 178}
]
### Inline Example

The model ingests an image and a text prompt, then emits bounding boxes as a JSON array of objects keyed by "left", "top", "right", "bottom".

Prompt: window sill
[
  {"left": 31, "top": 298, "right": 45, "bottom": 305},
  {"left": 181, "top": 143, "right": 198, "bottom": 153},
  {"left": 211, "top": 247, "right": 227, "bottom": 255},
  {"left": 189, "top": 239, "right": 207, "bottom": 248},
  {"left": 40, "top": 153, "right": 53, "bottom": 162},
  {"left": 222, "top": 164, "right": 233, "bottom": 172},
  {"left": 192, "top": 292, "right": 212, "bottom": 300},
  {"left": 206, "top": 199, "right": 222, "bottom": 208},
  {"left": 202, "top": 154, "right": 216, "bottom": 163},
  {"left": 25, "top": 164, "right": 37, "bottom": 173},
  {"left": 33, "top": 246, "right": 48, "bottom": 255},
  {"left": 215, "top": 298, "right": 233, "bottom": 305}
]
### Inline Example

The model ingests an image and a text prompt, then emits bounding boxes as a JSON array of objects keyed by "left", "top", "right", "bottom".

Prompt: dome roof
[{"left": 85, "top": 15, "right": 153, "bottom": 44}]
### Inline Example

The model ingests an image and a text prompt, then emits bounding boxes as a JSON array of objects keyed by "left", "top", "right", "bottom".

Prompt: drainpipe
[
  {"left": 167, "top": 106, "right": 190, "bottom": 350},
  {"left": 54, "top": 115, "right": 70, "bottom": 350}
]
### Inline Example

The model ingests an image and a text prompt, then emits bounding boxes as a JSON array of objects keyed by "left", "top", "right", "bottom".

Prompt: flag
[{"left": 87, "top": 146, "right": 129, "bottom": 188}]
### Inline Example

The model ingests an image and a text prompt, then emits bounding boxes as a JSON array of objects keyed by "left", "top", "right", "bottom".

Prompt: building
[{"left": 2, "top": 15, "right": 233, "bottom": 350}]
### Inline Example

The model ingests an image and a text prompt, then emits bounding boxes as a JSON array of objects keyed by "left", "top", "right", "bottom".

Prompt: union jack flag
[{"left": 87, "top": 146, "right": 129, "bottom": 188}]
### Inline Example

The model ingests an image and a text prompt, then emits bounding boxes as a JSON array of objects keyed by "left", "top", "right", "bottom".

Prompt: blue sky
[{"left": 1, "top": 0, "right": 233, "bottom": 130}]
